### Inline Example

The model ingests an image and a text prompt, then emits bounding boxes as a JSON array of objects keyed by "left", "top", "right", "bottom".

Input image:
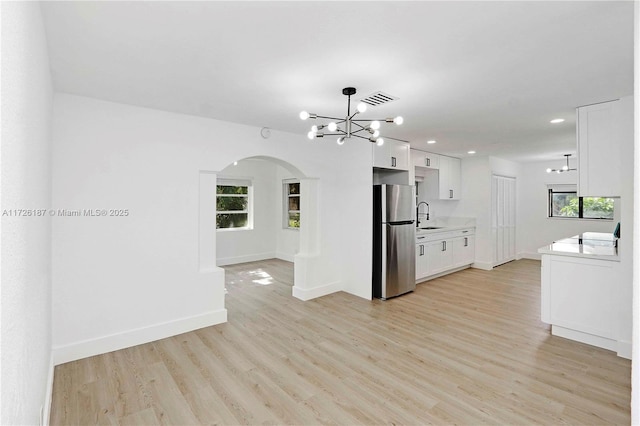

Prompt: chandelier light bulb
[
  {"left": 357, "top": 102, "right": 367, "bottom": 113},
  {"left": 373, "top": 130, "right": 380, "bottom": 137},
  {"left": 300, "top": 111, "right": 310, "bottom": 120},
  {"left": 337, "top": 137, "right": 345, "bottom": 145},
  {"left": 328, "top": 122, "right": 338, "bottom": 132},
  {"left": 370, "top": 120, "right": 381, "bottom": 130},
  {"left": 556, "top": 170, "right": 561, "bottom": 174},
  {"left": 376, "top": 137, "right": 384, "bottom": 146},
  {"left": 307, "top": 131, "right": 315, "bottom": 140},
  {"left": 394, "top": 116, "right": 404, "bottom": 125},
  {"left": 562, "top": 164, "right": 569, "bottom": 171},
  {"left": 546, "top": 168, "right": 552, "bottom": 173},
  {"left": 311, "top": 125, "right": 318, "bottom": 132}
]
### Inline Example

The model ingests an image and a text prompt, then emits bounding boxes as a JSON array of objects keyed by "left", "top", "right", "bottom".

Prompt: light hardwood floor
[{"left": 51, "top": 259, "right": 631, "bottom": 425}]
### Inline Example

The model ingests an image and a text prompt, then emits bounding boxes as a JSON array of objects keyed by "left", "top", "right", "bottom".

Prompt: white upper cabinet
[
  {"left": 577, "top": 98, "right": 631, "bottom": 197},
  {"left": 438, "top": 155, "right": 461, "bottom": 200},
  {"left": 373, "top": 140, "right": 409, "bottom": 170},
  {"left": 411, "top": 149, "right": 440, "bottom": 169}
]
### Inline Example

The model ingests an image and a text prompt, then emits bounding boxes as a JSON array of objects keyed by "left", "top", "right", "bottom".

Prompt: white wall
[
  {"left": 1, "top": 2, "right": 54, "bottom": 424},
  {"left": 517, "top": 160, "right": 618, "bottom": 259},
  {"left": 51, "top": 94, "right": 370, "bottom": 363}
]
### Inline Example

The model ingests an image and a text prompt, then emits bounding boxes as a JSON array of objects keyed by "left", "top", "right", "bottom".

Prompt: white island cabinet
[{"left": 538, "top": 232, "right": 629, "bottom": 358}]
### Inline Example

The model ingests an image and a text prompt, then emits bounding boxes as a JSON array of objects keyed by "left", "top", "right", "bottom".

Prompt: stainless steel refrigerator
[{"left": 373, "top": 184, "right": 416, "bottom": 299}]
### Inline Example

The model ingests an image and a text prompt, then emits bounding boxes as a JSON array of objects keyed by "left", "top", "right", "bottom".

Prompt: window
[
  {"left": 548, "top": 186, "right": 614, "bottom": 220},
  {"left": 216, "top": 178, "right": 252, "bottom": 230},
  {"left": 284, "top": 179, "right": 300, "bottom": 229}
]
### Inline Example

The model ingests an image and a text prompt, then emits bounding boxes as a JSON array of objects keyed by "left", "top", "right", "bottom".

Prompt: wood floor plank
[{"left": 50, "top": 258, "right": 631, "bottom": 425}]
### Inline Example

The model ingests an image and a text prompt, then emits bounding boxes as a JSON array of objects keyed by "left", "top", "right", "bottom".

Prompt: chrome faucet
[{"left": 416, "top": 201, "right": 430, "bottom": 227}]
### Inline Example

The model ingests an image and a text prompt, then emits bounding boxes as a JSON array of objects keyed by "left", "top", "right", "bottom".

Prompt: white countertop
[
  {"left": 538, "top": 232, "right": 619, "bottom": 261},
  {"left": 416, "top": 217, "right": 476, "bottom": 236}
]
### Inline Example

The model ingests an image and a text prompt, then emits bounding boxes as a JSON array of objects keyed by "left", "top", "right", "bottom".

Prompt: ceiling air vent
[{"left": 359, "top": 91, "right": 399, "bottom": 107}]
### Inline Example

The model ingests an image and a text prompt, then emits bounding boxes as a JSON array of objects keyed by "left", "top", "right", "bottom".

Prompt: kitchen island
[{"left": 538, "top": 232, "right": 629, "bottom": 358}]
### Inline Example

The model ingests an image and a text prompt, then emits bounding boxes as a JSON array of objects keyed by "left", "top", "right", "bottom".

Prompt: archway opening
[{"left": 213, "top": 156, "right": 313, "bottom": 300}]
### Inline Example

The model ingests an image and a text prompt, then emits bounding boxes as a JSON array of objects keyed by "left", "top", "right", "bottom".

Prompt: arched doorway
[{"left": 199, "top": 156, "right": 320, "bottom": 302}]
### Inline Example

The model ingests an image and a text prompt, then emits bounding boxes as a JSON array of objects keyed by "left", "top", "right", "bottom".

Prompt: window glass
[
  {"left": 284, "top": 180, "right": 300, "bottom": 229},
  {"left": 548, "top": 188, "right": 614, "bottom": 220},
  {"left": 216, "top": 179, "right": 252, "bottom": 230}
]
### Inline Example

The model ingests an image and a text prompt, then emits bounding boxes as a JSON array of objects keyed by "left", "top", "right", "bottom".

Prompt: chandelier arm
[
  {"left": 315, "top": 115, "right": 344, "bottom": 121},
  {"left": 351, "top": 118, "right": 388, "bottom": 122},
  {"left": 350, "top": 134, "right": 373, "bottom": 141}
]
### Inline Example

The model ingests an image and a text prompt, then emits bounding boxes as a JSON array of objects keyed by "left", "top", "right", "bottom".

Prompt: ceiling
[{"left": 40, "top": 1, "right": 634, "bottom": 163}]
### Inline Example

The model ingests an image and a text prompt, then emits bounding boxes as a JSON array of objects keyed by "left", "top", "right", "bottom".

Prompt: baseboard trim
[
  {"left": 292, "top": 281, "right": 341, "bottom": 301},
  {"left": 53, "top": 309, "right": 227, "bottom": 365},
  {"left": 276, "top": 252, "right": 295, "bottom": 263},
  {"left": 43, "top": 352, "right": 54, "bottom": 425},
  {"left": 518, "top": 252, "right": 541, "bottom": 260},
  {"left": 471, "top": 261, "right": 493, "bottom": 271},
  {"left": 551, "top": 325, "right": 618, "bottom": 353},
  {"left": 617, "top": 340, "right": 632, "bottom": 360},
  {"left": 217, "top": 252, "right": 276, "bottom": 266}
]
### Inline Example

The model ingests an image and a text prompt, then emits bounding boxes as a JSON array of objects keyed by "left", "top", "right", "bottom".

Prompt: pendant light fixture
[
  {"left": 299, "top": 87, "right": 403, "bottom": 146},
  {"left": 546, "top": 154, "right": 577, "bottom": 173}
]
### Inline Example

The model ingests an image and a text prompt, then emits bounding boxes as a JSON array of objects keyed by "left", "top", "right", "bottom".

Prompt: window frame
[
  {"left": 283, "top": 179, "right": 300, "bottom": 230},
  {"left": 547, "top": 187, "right": 614, "bottom": 220},
  {"left": 216, "top": 178, "right": 253, "bottom": 231}
]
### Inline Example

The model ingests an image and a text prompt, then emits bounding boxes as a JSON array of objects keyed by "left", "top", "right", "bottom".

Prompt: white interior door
[{"left": 492, "top": 175, "right": 516, "bottom": 267}]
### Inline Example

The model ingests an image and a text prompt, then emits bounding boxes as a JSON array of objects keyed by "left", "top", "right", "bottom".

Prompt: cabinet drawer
[{"left": 416, "top": 227, "right": 474, "bottom": 243}]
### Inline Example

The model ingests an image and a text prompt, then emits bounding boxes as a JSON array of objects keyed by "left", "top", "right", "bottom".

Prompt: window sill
[
  {"left": 216, "top": 227, "right": 253, "bottom": 232},
  {"left": 547, "top": 217, "right": 614, "bottom": 221}
]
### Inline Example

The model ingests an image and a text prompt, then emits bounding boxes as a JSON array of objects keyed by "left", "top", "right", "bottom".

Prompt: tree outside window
[
  {"left": 548, "top": 188, "right": 614, "bottom": 219},
  {"left": 217, "top": 179, "right": 252, "bottom": 229},
  {"left": 284, "top": 180, "right": 300, "bottom": 229}
]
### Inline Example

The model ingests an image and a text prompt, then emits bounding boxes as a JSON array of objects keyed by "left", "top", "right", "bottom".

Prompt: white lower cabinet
[
  {"left": 416, "top": 228, "right": 475, "bottom": 282},
  {"left": 541, "top": 254, "right": 618, "bottom": 344},
  {"left": 452, "top": 235, "right": 475, "bottom": 267}
]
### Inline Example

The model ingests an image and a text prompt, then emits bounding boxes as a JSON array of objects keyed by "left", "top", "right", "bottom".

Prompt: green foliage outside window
[
  {"left": 549, "top": 189, "right": 614, "bottom": 220},
  {"left": 217, "top": 184, "right": 249, "bottom": 229},
  {"left": 286, "top": 182, "right": 300, "bottom": 229}
]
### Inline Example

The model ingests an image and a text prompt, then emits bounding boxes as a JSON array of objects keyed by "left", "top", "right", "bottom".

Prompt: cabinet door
[
  {"left": 389, "top": 140, "right": 409, "bottom": 170},
  {"left": 425, "top": 239, "right": 453, "bottom": 276},
  {"left": 577, "top": 100, "right": 621, "bottom": 197},
  {"left": 452, "top": 235, "right": 475, "bottom": 267},
  {"left": 448, "top": 157, "right": 461, "bottom": 200},
  {"left": 438, "top": 156, "right": 460, "bottom": 200},
  {"left": 372, "top": 142, "right": 391, "bottom": 168},
  {"left": 416, "top": 243, "right": 429, "bottom": 280},
  {"left": 373, "top": 140, "right": 409, "bottom": 170},
  {"left": 411, "top": 149, "right": 440, "bottom": 169}
]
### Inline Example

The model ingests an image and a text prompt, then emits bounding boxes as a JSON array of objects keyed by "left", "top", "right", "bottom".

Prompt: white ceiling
[{"left": 40, "top": 1, "right": 634, "bottom": 162}]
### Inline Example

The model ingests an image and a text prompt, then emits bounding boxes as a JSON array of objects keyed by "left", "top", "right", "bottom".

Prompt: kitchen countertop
[
  {"left": 416, "top": 217, "right": 476, "bottom": 236},
  {"left": 537, "top": 232, "right": 619, "bottom": 261}
]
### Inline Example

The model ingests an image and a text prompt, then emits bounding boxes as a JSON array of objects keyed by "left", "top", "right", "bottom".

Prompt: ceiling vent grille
[{"left": 359, "top": 91, "right": 398, "bottom": 107}]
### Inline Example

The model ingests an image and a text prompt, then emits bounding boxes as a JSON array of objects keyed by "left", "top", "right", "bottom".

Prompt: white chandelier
[
  {"left": 299, "top": 87, "right": 403, "bottom": 146},
  {"left": 546, "top": 154, "right": 577, "bottom": 173}
]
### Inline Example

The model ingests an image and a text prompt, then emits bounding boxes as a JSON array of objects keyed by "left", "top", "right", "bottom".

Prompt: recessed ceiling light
[
  {"left": 467, "top": 150, "right": 476, "bottom": 154},
  {"left": 550, "top": 118, "right": 565, "bottom": 124},
  {"left": 427, "top": 140, "right": 436, "bottom": 144}
]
